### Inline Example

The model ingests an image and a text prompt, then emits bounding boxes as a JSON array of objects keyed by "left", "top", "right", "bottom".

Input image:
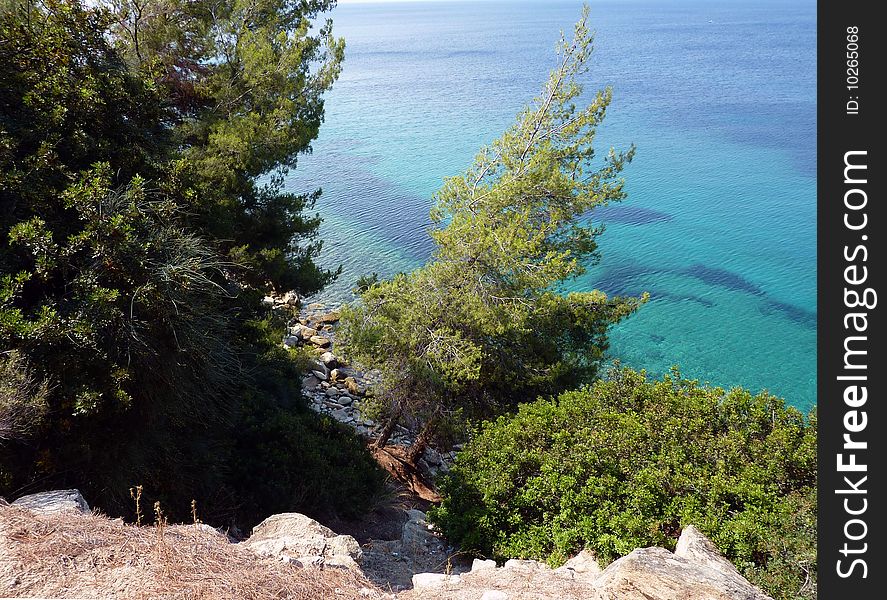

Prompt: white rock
[
  {"left": 13, "top": 489, "right": 90, "bottom": 514},
  {"left": 471, "top": 558, "right": 498, "bottom": 572},
  {"left": 411, "top": 573, "right": 461, "bottom": 589}
]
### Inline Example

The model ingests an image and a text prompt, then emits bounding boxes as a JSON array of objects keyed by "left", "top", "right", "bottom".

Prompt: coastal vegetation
[
  {"left": 0, "top": 0, "right": 381, "bottom": 526},
  {"left": 429, "top": 367, "right": 817, "bottom": 599},
  {"left": 338, "top": 8, "right": 644, "bottom": 461}
]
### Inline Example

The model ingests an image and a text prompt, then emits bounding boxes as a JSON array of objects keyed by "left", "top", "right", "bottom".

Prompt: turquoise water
[{"left": 288, "top": 0, "right": 816, "bottom": 410}]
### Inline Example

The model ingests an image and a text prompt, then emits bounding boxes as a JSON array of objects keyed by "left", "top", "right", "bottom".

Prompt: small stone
[
  {"left": 325, "top": 388, "right": 341, "bottom": 397},
  {"left": 319, "top": 352, "right": 338, "bottom": 367},
  {"left": 311, "top": 370, "right": 328, "bottom": 381},
  {"left": 262, "top": 296, "right": 276, "bottom": 306},
  {"left": 471, "top": 558, "right": 497, "bottom": 572},
  {"left": 309, "top": 335, "right": 331, "bottom": 348},
  {"left": 337, "top": 394, "right": 354, "bottom": 406},
  {"left": 282, "top": 335, "right": 301, "bottom": 348}
]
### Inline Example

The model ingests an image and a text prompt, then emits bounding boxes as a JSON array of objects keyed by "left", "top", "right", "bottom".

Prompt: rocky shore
[{"left": 269, "top": 296, "right": 457, "bottom": 480}]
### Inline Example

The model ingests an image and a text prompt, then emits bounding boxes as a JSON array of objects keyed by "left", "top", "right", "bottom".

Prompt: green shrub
[{"left": 429, "top": 367, "right": 816, "bottom": 600}]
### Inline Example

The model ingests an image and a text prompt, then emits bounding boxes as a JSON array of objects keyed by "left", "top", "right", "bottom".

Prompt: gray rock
[
  {"left": 592, "top": 545, "right": 773, "bottom": 600},
  {"left": 13, "top": 489, "right": 90, "bottom": 514},
  {"left": 302, "top": 375, "right": 321, "bottom": 391},
  {"left": 337, "top": 394, "right": 354, "bottom": 406},
  {"left": 282, "top": 291, "right": 300, "bottom": 306},
  {"left": 311, "top": 370, "right": 328, "bottom": 381},
  {"left": 325, "top": 388, "right": 341, "bottom": 397},
  {"left": 282, "top": 335, "right": 301, "bottom": 348}
]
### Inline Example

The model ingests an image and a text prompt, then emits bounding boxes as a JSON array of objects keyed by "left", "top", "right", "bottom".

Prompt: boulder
[
  {"left": 401, "top": 510, "right": 441, "bottom": 553},
  {"left": 309, "top": 335, "right": 331, "bottom": 348},
  {"left": 13, "top": 489, "right": 90, "bottom": 514},
  {"left": 282, "top": 335, "right": 301, "bottom": 349},
  {"left": 592, "top": 546, "right": 773, "bottom": 600},
  {"left": 299, "top": 326, "right": 318, "bottom": 340},
  {"left": 319, "top": 311, "right": 341, "bottom": 324},
  {"left": 245, "top": 513, "right": 362, "bottom": 564},
  {"left": 675, "top": 525, "right": 745, "bottom": 582}
]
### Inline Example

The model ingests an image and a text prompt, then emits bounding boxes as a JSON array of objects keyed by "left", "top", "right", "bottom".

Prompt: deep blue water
[{"left": 287, "top": 0, "right": 816, "bottom": 410}]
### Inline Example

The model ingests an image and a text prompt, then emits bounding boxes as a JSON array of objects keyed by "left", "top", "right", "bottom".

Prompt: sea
[{"left": 287, "top": 0, "right": 817, "bottom": 411}]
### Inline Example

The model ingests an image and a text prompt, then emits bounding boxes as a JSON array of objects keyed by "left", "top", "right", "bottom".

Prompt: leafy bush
[{"left": 429, "top": 367, "right": 817, "bottom": 600}]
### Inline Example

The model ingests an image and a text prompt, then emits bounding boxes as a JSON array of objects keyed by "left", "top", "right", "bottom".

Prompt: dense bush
[{"left": 429, "top": 367, "right": 817, "bottom": 600}]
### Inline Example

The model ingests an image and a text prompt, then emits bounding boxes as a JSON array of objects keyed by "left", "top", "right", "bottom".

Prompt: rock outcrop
[
  {"left": 245, "top": 512, "right": 363, "bottom": 570},
  {"left": 399, "top": 525, "right": 773, "bottom": 600},
  {"left": 7, "top": 490, "right": 775, "bottom": 600}
]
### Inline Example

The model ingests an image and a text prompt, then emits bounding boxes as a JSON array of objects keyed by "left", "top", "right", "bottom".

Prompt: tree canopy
[
  {"left": 338, "top": 7, "right": 644, "bottom": 458},
  {"left": 1, "top": 0, "right": 383, "bottom": 526}
]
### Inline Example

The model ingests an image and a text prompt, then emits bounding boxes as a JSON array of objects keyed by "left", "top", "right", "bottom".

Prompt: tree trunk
[
  {"left": 405, "top": 419, "right": 435, "bottom": 466},
  {"left": 372, "top": 410, "right": 400, "bottom": 449}
]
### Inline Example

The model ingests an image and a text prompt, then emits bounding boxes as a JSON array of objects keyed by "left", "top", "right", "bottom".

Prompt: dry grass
[{"left": 0, "top": 504, "right": 378, "bottom": 599}]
